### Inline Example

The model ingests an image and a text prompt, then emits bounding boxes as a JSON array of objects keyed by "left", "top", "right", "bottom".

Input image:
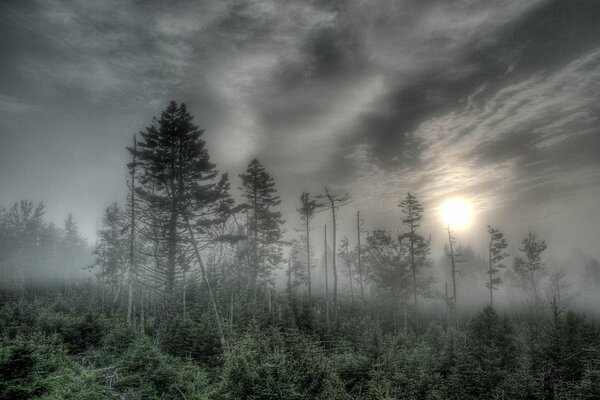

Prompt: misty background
[{"left": 1, "top": 0, "right": 600, "bottom": 310}]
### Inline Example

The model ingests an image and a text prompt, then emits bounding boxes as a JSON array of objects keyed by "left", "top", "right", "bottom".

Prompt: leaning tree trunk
[{"left": 185, "top": 216, "right": 229, "bottom": 356}]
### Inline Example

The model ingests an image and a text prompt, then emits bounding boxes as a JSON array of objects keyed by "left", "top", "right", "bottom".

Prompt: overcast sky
[{"left": 1, "top": 0, "right": 599, "bottom": 261}]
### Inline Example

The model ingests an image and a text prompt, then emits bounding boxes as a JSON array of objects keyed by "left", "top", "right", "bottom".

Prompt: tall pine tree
[
  {"left": 129, "top": 100, "right": 230, "bottom": 299},
  {"left": 398, "top": 192, "right": 430, "bottom": 335},
  {"left": 239, "top": 159, "right": 284, "bottom": 289}
]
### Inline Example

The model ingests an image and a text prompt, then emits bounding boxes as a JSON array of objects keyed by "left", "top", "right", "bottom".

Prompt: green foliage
[
  {"left": 115, "top": 335, "right": 210, "bottom": 399},
  {"left": 239, "top": 158, "right": 284, "bottom": 285},
  {"left": 2, "top": 288, "right": 600, "bottom": 400},
  {"left": 162, "top": 314, "right": 222, "bottom": 367},
  {"left": 0, "top": 334, "right": 94, "bottom": 400},
  {"left": 0, "top": 334, "right": 59, "bottom": 399},
  {"left": 459, "top": 306, "right": 518, "bottom": 398},
  {"left": 216, "top": 328, "right": 349, "bottom": 399}
]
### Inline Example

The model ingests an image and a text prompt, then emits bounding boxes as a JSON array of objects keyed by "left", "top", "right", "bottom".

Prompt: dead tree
[{"left": 316, "top": 188, "right": 351, "bottom": 319}]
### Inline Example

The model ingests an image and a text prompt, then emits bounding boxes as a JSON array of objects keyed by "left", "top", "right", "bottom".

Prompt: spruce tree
[
  {"left": 129, "top": 100, "right": 229, "bottom": 298},
  {"left": 486, "top": 225, "right": 509, "bottom": 307},
  {"left": 297, "top": 192, "right": 317, "bottom": 299},
  {"left": 92, "top": 203, "right": 127, "bottom": 294},
  {"left": 239, "top": 158, "right": 284, "bottom": 289},
  {"left": 513, "top": 232, "right": 547, "bottom": 305},
  {"left": 398, "top": 192, "right": 430, "bottom": 335}
]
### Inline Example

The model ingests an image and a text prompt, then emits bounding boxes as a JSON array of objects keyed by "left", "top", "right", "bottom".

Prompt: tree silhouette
[
  {"left": 239, "top": 158, "right": 284, "bottom": 289},
  {"left": 398, "top": 192, "right": 429, "bottom": 335},
  {"left": 513, "top": 232, "right": 547, "bottom": 305},
  {"left": 486, "top": 225, "right": 509, "bottom": 307}
]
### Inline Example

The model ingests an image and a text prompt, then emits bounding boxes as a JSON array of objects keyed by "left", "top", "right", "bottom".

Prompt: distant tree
[
  {"left": 513, "top": 232, "right": 547, "bottom": 305},
  {"left": 445, "top": 225, "right": 459, "bottom": 321},
  {"left": 337, "top": 236, "right": 355, "bottom": 303},
  {"left": 316, "top": 188, "right": 351, "bottom": 318},
  {"left": 286, "top": 239, "right": 307, "bottom": 297},
  {"left": 60, "top": 213, "right": 88, "bottom": 276},
  {"left": 92, "top": 203, "right": 128, "bottom": 309},
  {"left": 297, "top": 192, "right": 317, "bottom": 299},
  {"left": 0, "top": 201, "right": 46, "bottom": 283},
  {"left": 486, "top": 225, "right": 509, "bottom": 307},
  {"left": 362, "top": 230, "right": 411, "bottom": 330},
  {"left": 239, "top": 158, "right": 284, "bottom": 290},
  {"left": 398, "top": 192, "right": 430, "bottom": 335}
]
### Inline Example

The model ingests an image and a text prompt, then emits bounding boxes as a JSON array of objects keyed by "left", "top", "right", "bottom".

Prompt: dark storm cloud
[
  {"left": 1, "top": 0, "right": 599, "bottom": 257},
  {"left": 344, "top": 0, "right": 600, "bottom": 171}
]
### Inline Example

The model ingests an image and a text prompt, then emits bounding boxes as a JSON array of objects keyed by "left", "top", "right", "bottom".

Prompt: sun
[{"left": 441, "top": 198, "right": 471, "bottom": 229}]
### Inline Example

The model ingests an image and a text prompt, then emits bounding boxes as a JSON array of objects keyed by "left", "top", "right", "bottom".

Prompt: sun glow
[{"left": 441, "top": 198, "right": 471, "bottom": 229}]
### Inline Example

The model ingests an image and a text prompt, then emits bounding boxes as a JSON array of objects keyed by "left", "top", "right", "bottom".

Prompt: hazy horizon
[{"left": 1, "top": 0, "right": 599, "bottom": 264}]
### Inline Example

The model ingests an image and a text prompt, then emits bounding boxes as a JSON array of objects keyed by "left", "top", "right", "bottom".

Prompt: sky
[{"left": 1, "top": 0, "right": 599, "bottom": 262}]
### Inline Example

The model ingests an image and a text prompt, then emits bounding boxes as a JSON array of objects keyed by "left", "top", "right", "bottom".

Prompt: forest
[{"left": 1, "top": 101, "right": 600, "bottom": 400}]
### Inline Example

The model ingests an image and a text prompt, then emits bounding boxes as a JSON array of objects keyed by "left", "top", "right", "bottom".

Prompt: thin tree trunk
[
  {"left": 127, "top": 135, "right": 136, "bottom": 324},
  {"left": 409, "top": 236, "right": 419, "bottom": 336},
  {"left": 556, "top": 273, "right": 561, "bottom": 308},
  {"left": 346, "top": 245, "right": 354, "bottom": 303},
  {"left": 331, "top": 207, "right": 337, "bottom": 318},
  {"left": 185, "top": 217, "right": 229, "bottom": 355},
  {"left": 530, "top": 271, "right": 539, "bottom": 306},
  {"left": 140, "top": 289, "right": 145, "bottom": 333},
  {"left": 324, "top": 224, "right": 329, "bottom": 326},
  {"left": 403, "top": 302, "right": 407, "bottom": 335},
  {"left": 182, "top": 269, "right": 186, "bottom": 317},
  {"left": 166, "top": 210, "right": 177, "bottom": 297},
  {"left": 357, "top": 211, "right": 364, "bottom": 302},
  {"left": 447, "top": 225, "right": 458, "bottom": 324},
  {"left": 489, "top": 242, "right": 494, "bottom": 307},
  {"left": 230, "top": 291, "right": 234, "bottom": 326},
  {"left": 306, "top": 218, "right": 311, "bottom": 300}
]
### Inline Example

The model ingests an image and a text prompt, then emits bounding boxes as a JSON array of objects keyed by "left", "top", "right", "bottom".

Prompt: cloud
[
  {"left": 345, "top": 46, "right": 600, "bottom": 233},
  {"left": 1, "top": 0, "right": 600, "bottom": 256}
]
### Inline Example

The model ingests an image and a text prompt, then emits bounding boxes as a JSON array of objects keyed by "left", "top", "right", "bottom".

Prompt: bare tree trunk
[
  {"left": 182, "top": 269, "right": 187, "bottom": 317},
  {"left": 166, "top": 210, "right": 177, "bottom": 297},
  {"left": 306, "top": 218, "right": 312, "bottom": 300},
  {"left": 185, "top": 217, "right": 229, "bottom": 355},
  {"left": 127, "top": 135, "right": 137, "bottom": 324},
  {"left": 345, "top": 245, "right": 354, "bottom": 303},
  {"left": 357, "top": 211, "right": 365, "bottom": 302},
  {"left": 140, "top": 289, "right": 145, "bottom": 333},
  {"left": 488, "top": 243, "right": 493, "bottom": 308},
  {"left": 411, "top": 261, "right": 419, "bottom": 335},
  {"left": 403, "top": 302, "right": 407, "bottom": 335},
  {"left": 230, "top": 291, "right": 234, "bottom": 326},
  {"left": 447, "top": 225, "right": 458, "bottom": 325},
  {"left": 127, "top": 277, "right": 133, "bottom": 322},
  {"left": 444, "top": 282, "right": 449, "bottom": 331},
  {"left": 331, "top": 206, "right": 337, "bottom": 319},
  {"left": 408, "top": 234, "right": 419, "bottom": 335},
  {"left": 324, "top": 224, "right": 329, "bottom": 326},
  {"left": 530, "top": 271, "right": 539, "bottom": 306},
  {"left": 556, "top": 272, "right": 561, "bottom": 308}
]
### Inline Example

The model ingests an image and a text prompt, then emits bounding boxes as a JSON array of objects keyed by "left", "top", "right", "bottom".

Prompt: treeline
[
  {"left": 1, "top": 100, "right": 600, "bottom": 399},
  {"left": 0, "top": 201, "right": 89, "bottom": 292}
]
